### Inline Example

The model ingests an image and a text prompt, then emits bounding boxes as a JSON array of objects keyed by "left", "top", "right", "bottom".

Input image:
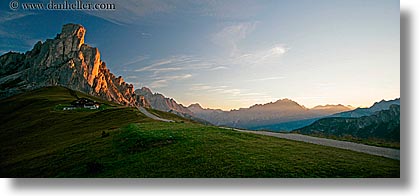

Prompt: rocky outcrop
[
  {"left": 0, "top": 24, "right": 149, "bottom": 107},
  {"left": 135, "top": 87, "right": 192, "bottom": 115}
]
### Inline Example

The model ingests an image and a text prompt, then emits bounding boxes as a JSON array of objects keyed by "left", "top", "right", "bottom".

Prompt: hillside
[
  {"left": 293, "top": 105, "right": 400, "bottom": 148},
  {"left": 0, "top": 87, "right": 399, "bottom": 177}
]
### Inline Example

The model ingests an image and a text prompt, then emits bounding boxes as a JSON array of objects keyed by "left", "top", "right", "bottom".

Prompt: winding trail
[
  {"left": 229, "top": 128, "right": 400, "bottom": 160},
  {"left": 136, "top": 106, "right": 174, "bottom": 122}
]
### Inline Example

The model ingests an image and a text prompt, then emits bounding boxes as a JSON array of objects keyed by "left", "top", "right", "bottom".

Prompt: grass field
[
  {"left": 0, "top": 87, "right": 400, "bottom": 177},
  {"left": 295, "top": 133, "right": 400, "bottom": 149}
]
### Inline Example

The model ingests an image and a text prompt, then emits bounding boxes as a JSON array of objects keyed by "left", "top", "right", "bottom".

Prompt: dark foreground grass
[{"left": 0, "top": 87, "right": 399, "bottom": 177}]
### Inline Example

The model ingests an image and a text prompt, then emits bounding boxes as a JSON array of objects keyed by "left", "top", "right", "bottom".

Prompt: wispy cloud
[
  {"left": 0, "top": 12, "right": 36, "bottom": 40},
  {"left": 211, "top": 21, "right": 289, "bottom": 66},
  {"left": 189, "top": 84, "right": 214, "bottom": 91},
  {"left": 87, "top": 0, "right": 264, "bottom": 26},
  {"left": 149, "top": 67, "right": 183, "bottom": 73},
  {"left": 141, "top": 32, "right": 152, "bottom": 38},
  {"left": 132, "top": 47, "right": 288, "bottom": 91},
  {"left": 246, "top": 76, "right": 285, "bottom": 82},
  {"left": 134, "top": 43, "right": 288, "bottom": 79},
  {"left": 135, "top": 59, "right": 173, "bottom": 72},
  {"left": 231, "top": 44, "right": 289, "bottom": 66},
  {"left": 156, "top": 74, "right": 192, "bottom": 81},
  {"left": 212, "top": 22, "right": 257, "bottom": 56},
  {"left": 147, "top": 73, "right": 193, "bottom": 89},
  {"left": 194, "top": 0, "right": 264, "bottom": 19},
  {"left": 0, "top": 12, "right": 35, "bottom": 23},
  {"left": 189, "top": 83, "right": 274, "bottom": 102},
  {"left": 86, "top": 0, "right": 174, "bottom": 25},
  {"left": 122, "top": 55, "right": 149, "bottom": 66},
  {"left": 209, "top": 66, "right": 228, "bottom": 71},
  {"left": 149, "top": 79, "right": 168, "bottom": 89},
  {"left": 135, "top": 55, "right": 220, "bottom": 74}
]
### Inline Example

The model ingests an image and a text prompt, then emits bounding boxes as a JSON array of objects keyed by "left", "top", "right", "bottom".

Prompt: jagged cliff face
[{"left": 0, "top": 24, "right": 149, "bottom": 107}]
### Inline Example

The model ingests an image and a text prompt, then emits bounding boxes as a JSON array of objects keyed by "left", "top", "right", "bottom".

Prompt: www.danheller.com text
[{"left": 10, "top": 0, "right": 116, "bottom": 10}]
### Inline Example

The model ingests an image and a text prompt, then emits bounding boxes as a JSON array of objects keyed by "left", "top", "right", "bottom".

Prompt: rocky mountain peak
[
  {"left": 0, "top": 23, "right": 149, "bottom": 108},
  {"left": 59, "top": 24, "right": 86, "bottom": 55},
  {"left": 369, "top": 98, "right": 400, "bottom": 112},
  {"left": 188, "top": 103, "right": 204, "bottom": 110},
  {"left": 60, "top": 24, "right": 85, "bottom": 43},
  {"left": 248, "top": 98, "right": 306, "bottom": 111},
  {"left": 274, "top": 98, "right": 300, "bottom": 105},
  {"left": 139, "top": 87, "right": 153, "bottom": 95}
]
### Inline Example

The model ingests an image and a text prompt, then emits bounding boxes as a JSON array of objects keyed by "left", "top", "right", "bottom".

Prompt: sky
[{"left": 0, "top": 0, "right": 400, "bottom": 110}]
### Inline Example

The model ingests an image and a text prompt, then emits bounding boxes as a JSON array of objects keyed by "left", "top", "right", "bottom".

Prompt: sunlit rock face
[{"left": 0, "top": 23, "right": 149, "bottom": 108}]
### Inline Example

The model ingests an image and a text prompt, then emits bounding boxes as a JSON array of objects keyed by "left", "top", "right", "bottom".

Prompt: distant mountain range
[
  {"left": 187, "top": 99, "right": 353, "bottom": 129},
  {"left": 293, "top": 104, "right": 400, "bottom": 143},
  {"left": 252, "top": 98, "right": 401, "bottom": 131},
  {"left": 133, "top": 86, "right": 355, "bottom": 129}
]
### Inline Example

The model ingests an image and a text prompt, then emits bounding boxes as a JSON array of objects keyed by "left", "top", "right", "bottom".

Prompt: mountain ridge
[
  {"left": 330, "top": 98, "right": 400, "bottom": 118},
  {"left": 134, "top": 86, "right": 192, "bottom": 115},
  {"left": 187, "top": 99, "right": 353, "bottom": 129},
  {"left": 187, "top": 100, "right": 354, "bottom": 112}
]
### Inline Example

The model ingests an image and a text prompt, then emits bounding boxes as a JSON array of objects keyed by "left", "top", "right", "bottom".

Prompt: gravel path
[
  {"left": 232, "top": 129, "right": 400, "bottom": 160},
  {"left": 137, "top": 106, "right": 174, "bottom": 122}
]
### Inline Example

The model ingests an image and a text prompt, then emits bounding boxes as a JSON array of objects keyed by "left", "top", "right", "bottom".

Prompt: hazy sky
[{"left": 0, "top": 0, "right": 400, "bottom": 110}]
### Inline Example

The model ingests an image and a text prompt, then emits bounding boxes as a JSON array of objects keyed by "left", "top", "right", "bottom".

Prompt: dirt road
[
  {"left": 136, "top": 106, "right": 174, "bottom": 123},
  {"left": 232, "top": 129, "right": 400, "bottom": 160}
]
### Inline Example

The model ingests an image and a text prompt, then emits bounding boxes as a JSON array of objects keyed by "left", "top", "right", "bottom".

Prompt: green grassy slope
[{"left": 0, "top": 87, "right": 399, "bottom": 177}]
